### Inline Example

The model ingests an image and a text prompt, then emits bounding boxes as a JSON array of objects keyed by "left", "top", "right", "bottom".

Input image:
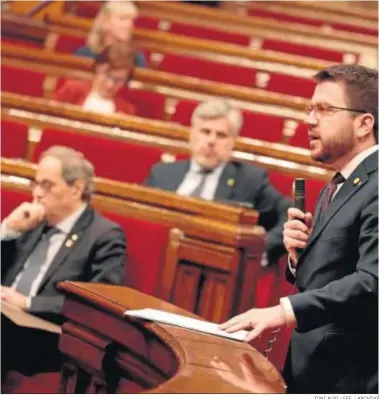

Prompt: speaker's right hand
[
  {"left": 283, "top": 207, "right": 313, "bottom": 266},
  {"left": 4, "top": 202, "right": 45, "bottom": 233}
]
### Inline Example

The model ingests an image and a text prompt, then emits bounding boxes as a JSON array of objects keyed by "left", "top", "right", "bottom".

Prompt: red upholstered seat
[
  {"left": 33, "top": 128, "right": 164, "bottom": 184},
  {"left": 158, "top": 54, "right": 257, "bottom": 87},
  {"left": 103, "top": 212, "right": 172, "bottom": 295},
  {"left": 1, "top": 65, "right": 45, "bottom": 97},
  {"left": 1, "top": 187, "right": 32, "bottom": 219},
  {"left": 262, "top": 38, "right": 355, "bottom": 63},
  {"left": 135, "top": 15, "right": 161, "bottom": 30},
  {"left": 1, "top": 120, "right": 29, "bottom": 159},
  {"left": 168, "top": 22, "right": 250, "bottom": 46},
  {"left": 248, "top": 8, "right": 324, "bottom": 26},
  {"left": 241, "top": 111, "right": 284, "bottom": 142},
  {"left": 268, "top": 170, "right": 325, "bottom": 214},
  {"left": 289, "top": 123, "right": 310, "bottom": 149},
  {"left": 169, "top": 99, "right": 198, "bottom": 126},
  {"left": 119, "top": 87, "right": 166, "bottom": 120},
  {"left": 330, "top": 22, "right": 378, "bottom": 37},
  {"left": 54, "top": 34, "right": 86, "bottom": 54},
  {"left": 262, "top": 72, "right": 316, "bottom": 98}
]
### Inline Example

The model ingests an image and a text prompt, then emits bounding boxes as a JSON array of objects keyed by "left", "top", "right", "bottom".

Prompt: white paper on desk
[{"left": 124, "top": 308, "right": 248, "bottom": 342}]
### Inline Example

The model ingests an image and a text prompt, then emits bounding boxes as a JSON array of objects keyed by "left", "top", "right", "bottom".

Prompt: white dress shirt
[
  {"left": 2, "top": 204, "right": 87, "bottom": 306},
  {"left": 281, "top": 144, "right": 379, "bottom": 326},
  {"left": 177, "top": 160, "right": 226, "bottom": 200},
  {"left": 82, "top": 91, "right": 115, "bottom": 114}
]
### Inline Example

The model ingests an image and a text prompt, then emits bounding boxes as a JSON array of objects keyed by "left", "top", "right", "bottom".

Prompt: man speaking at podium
[{"left": 221, "top": 64, "right": 378, "bottom": 393}]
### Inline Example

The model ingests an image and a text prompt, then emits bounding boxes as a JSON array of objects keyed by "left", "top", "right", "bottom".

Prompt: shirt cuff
[
  {"left": 280, "top": 297, "right": 297, "bottom": 328},
  {"left": 260, "top": 251, "right": 268, "bottom": 267},
  {"left": 1, "top": 220, "right": 22, "bottom": 241},
  {"left": 288, "top": 255, "right": 296, "bottom": 276}
]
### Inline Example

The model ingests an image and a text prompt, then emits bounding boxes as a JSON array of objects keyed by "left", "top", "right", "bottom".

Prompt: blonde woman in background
[{"left": 75, "top": 0, "right": 147, "bottom": 68}]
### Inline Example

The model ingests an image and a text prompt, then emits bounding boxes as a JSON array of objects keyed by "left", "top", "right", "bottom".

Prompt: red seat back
[
  {"left": 103, "top": 212, "right": 172, "bottom": 295},
  {"left": 1, "top": 120, "right": 29, "bottom": 159},
  {"left": 55, "top": 34, "right": 86, "bottom": 54},
  {"left": 135, "top": 15, "right": 161, "bottom": 30},
  {"left": 268, "top": 170, "right": 325, "bottom": 214},
  {"left": 1, "top": 65, "right": 45, "bottom": 97},
  {"left": 262, "top": 38, "right": 355, "bottom": 63},
  {"left": 119, "top": 87, "right": 166, "bottom": 120},
  {"left": 1, "top": 187, "right": 32, "bottom": 219},
  {"left": 33, "top": 129, "right": 164, "bottom": 184},
  {"left": 168, "top": 22, "right": 250, "bottom": 46},
  {"left": 241, "top": 111, "right": 284, "bottom": 142},
  {"left": 158, "top": 54, "right": 257, "bottom": 87}
]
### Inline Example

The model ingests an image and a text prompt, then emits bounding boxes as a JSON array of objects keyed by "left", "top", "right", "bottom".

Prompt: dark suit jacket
[
  {"left": 52, "top": 79, "right": 136, "bottom": 115},
  {"left": 145, "top": 160, "right": 291, "bottom": 264},
  {"left": 1, "top": 206, "right": 126, "bottom": 324},
  {"left": 283, "top": 151, "right": 378, "bottom": 393}
]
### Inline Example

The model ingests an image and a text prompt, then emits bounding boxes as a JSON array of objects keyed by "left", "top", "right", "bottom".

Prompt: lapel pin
[
  {"left": 65, "top": 239, "right": 73, "bottom": 248},
  {"left": 71, "top": 234, "right": 78, "bottom": 241},
  {"left": 353, "top": 177, "right": 361, "bottom": 185},
  {"left": 227, "top": 178, "right": 235, "bottom": 187}
]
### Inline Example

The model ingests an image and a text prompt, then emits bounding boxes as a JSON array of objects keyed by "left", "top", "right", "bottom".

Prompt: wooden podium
[{"left": 57, "top": 281, "right": 286, "bottom": 393}]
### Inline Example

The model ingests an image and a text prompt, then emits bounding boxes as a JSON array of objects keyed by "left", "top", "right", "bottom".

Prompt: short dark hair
[
  {"left": 313, "top": 64, "right": 378, "bottom": 143},
  {"left": 94, "top": 44, "right": 135, "bottom": 72}
]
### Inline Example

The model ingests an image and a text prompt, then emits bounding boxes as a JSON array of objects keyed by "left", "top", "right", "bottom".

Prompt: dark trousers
[{"left": 1, "top": 314, "right": 61, "bottom": 378}]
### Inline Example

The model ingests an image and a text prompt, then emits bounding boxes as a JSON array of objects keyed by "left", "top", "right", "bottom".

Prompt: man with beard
[
  {"left": 220, "top": 64, "right": 378, "bottom": 394},
  {"left": 145, "top": 99, "right": 291, "bottom": 267}
]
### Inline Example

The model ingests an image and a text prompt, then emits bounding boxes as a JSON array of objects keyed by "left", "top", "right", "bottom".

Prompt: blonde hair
[
  {"left": 87, "top": 1, "right": 138, "bottom": 53},
  {"left": 191, "top": 99, "right": 243, "bottom": 136}
]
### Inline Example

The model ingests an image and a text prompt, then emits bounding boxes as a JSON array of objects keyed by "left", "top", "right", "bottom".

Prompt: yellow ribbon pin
[
  {"left": 353, "top": 177, "right": 361, "bottom": 185},
  {"left": 71, "top": 234, "right": 78, "bottom": 241},
  {"left": 227, "top": 178, "right": 235, "bottom": 187}
]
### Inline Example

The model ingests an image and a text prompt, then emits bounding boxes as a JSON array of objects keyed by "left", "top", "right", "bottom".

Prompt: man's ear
[
  {"left": 72, "top": 180, "right": 85, "bottom": 199},
  {"left": 356, "top": 113, "right": 375, "bottom": 141}
]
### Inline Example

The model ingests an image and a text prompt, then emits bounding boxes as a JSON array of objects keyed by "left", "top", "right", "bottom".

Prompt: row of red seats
[
  {"left": 47, "top": 33, "right": 317, "bottom": 98},
  {"left": 70, "top": 0, "right": 372, "bottom": 50},
  {"left": 247, "top": 8, "right": 377, "bottom": 37},
  {"left": 1, "top": 64, "right": 309, "bottom": 148},
  {"left": 1, "top": 120, "right": 324, "bottom": 213}
]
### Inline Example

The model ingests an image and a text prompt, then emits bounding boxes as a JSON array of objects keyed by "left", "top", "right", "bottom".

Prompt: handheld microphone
[
  {"left": 294, "top": 178, "right": 306, "bottom": 213},
  {"left": 294, "top": 178, "right": 306, "bottom": 257}
]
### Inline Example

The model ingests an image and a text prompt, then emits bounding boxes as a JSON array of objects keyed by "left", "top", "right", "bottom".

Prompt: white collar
[
  {"left": 190, "top": 160, "right": 226, "bottom": 177},
  {"left": 55, "top": 204, "right": 87, "bottom": 234},
  {"left": 339, "top": 145, "right": 379, "bottom": 180}
]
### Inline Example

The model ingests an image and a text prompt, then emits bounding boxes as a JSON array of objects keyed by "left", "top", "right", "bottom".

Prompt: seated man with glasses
[
  {"left": 1, "top": 146, "right": 126, "bottom": 378},
  {"left": 52, "top": 45, "right": 136, "bottom": 115}
]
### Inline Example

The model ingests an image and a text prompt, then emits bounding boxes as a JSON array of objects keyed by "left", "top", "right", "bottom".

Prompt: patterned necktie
[
  {"left": 15, "top": 226, "right": 60, "bottom": 296},
  {"left": 322, "top": 172, "right": 345, "bottom": 211},
  {"left": 189, "top": 169, "right": 212, "bottom": 198}
]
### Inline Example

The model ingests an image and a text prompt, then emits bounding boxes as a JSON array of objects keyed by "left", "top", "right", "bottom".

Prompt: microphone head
[
  {"left": 293, "top": 178, "right": 306, "bottom": 212},
  {"left": 293, "top": 178, "right": 305, "bottom": 197}
]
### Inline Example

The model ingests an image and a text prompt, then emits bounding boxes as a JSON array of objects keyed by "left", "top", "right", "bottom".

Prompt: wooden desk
[
  {"left": 2, "top": 162, "right": 266, "bottom": 323},
  {"left": 57, "top": 281, "right": 286, "bottom": 393}
]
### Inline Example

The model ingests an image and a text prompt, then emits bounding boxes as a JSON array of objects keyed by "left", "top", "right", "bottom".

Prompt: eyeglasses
[
  {"left": 30, "top": 179, "right": 57, "bottom": 193},
  {"left": 306, "top": 102, "right": 368, "bottom": 120},
  {"left": 103, "top": 71, "right": 126, "bottom": 86}
]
